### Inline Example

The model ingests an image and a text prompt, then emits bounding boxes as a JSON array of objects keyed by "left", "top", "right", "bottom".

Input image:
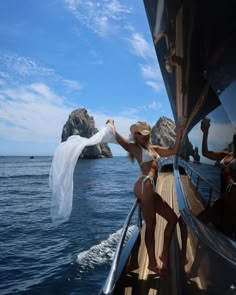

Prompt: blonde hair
[{"left": 127, "top": 135, "right": 151, "bottom": 162}]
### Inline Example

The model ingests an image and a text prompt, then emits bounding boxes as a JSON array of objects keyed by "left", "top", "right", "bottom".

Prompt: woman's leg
[
  {"left": 134, "top": 178, "right": 178, "bottom": 273},
  {"left": 126, "top": 233, "right": 141, "bottom": 272},
  {"left": 178, "top": 216, "right": 188, "bottom": 265},
  {"left": 154, "top": 192, "right": 178, "bottom": 270},
  {"left": 138, "top": 193, "right": 160, "bottom": 273}
]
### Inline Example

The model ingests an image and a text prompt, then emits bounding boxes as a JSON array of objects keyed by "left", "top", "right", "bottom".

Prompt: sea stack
[{"left": 61, "top": 108, "right": 113, "bottom": 159}]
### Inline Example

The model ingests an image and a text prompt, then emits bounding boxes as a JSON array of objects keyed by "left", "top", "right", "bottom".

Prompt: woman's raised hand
[
  {"left": 106, "top": 119, "right": 114, "bottom": 126},
  {"left": 201, "top": 118, "right": 210, "bottom": 133},
  {"left": 106, "top": 119, "right": 116, "bottom": 132}
]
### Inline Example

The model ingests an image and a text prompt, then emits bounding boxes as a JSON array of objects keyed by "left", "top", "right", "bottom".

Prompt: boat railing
[
  {"left": 100, "top": 199, "right": 142, "bottom": 295},
  {"left": 179, "top": 160, "right": 223, "bottom": 206},
  {"left": 173, "top": 157, "right": 236, "bottom": 268},
  {"left": 160, "top": 157, "right": 222, "bottom": 207}
]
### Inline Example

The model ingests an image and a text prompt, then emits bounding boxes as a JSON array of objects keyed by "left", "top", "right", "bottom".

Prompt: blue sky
[{"left": 0, "top": 0, "right": 175, "bottom": 156}]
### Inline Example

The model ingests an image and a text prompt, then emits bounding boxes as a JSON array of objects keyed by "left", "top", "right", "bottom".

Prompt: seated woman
[{"left": 198, "top": 118, "right": 236, "bottom": 238}]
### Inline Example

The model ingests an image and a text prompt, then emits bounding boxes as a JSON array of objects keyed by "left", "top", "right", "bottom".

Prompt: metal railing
[
  {"left": 173, "top": 157, "right": 236, "bottom": 268},
  {"left": 159, "top": 156, "right": 223, "bottom": 207},
  {"left": 179, "top": 160, "right": 223, "bottom": 206},
  {"left": 100, "top": 199, "right": 141, "bottom": 295}
]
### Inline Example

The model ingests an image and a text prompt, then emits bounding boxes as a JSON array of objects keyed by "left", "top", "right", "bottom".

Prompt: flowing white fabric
[{"left": 49, "top": 124, "right": 116, "bottom": 224}]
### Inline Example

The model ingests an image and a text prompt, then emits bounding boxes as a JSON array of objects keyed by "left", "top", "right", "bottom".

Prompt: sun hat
[{"left": 130, "top": 121, "right": 151, "bottom": 136}]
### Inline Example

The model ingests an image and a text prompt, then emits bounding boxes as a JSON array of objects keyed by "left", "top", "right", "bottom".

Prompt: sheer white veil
[{"left": 49, "top": 124, "right": 116, "bottom": 224}]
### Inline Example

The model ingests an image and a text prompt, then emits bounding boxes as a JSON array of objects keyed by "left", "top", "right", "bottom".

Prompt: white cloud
[
  {"left": 0, "top": 81, "right": 159, "bottom": 149},
  {"left": 89, "top": 106, "right": 159, "bottom": 135},
  {"left": 145, "top": 80, "right": 163, "bottom": 92},
  {"left": 145, "top": 101, "right": 162, "bottom": 111},
  {"left": 139, "top": 60, "right": 164, "bottom": 93},
  {"left": 1, "top": 83, "right": 65, "bottom": 106},
  {"left": 64, "top": 0, "right": 131, "bottom": 37},
  {"left": 0, "top": 52, "right": 55, "bottom": 79},
  {"left": 63, "top": 79, "right": 83, "bottom": 90},
  {"left": 119, "top": 107, "right": 140, "bottom": 117},
  {"left": 91, "top": 111, "right": 136, "bottom": 137},
  {"left": 0, "top": 51, "right": 83, "bottom": 92},
  {"left": 111, "top": 101, "right": 162, "bottom": 118},
  {"left": 63, "top": 1, "right": 164, "bottom": 93},
  {"left": 0, "top": 83, "right": 74, "bottom": 143},
  {"left": 139, "top": 63, "right": 162, "bottom": 80},
  {"left": 128, "top": 33, "right": 164, "bottom": 92},
  {"left": 128, "top": 32, "right": 154, "bottom": 60},
  {"left": 0, "top": 51, "right": 161, "bottom": 154}
]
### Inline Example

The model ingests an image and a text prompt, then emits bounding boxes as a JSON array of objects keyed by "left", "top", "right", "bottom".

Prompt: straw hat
[{"left": 130, "top": 121, "right": 151, "bottom": 136}]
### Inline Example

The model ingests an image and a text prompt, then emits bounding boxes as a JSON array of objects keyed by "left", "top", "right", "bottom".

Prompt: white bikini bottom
[{"left": 139, "top": 175, "right": 156, "bottom": 194}]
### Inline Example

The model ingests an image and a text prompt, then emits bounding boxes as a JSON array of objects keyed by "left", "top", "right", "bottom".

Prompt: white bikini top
[
  {"left": 219, "top": 153, "right": 236, "bottom": 170},
  {"left": 139, "top": 146, "right": 160, "bottom": 166}
]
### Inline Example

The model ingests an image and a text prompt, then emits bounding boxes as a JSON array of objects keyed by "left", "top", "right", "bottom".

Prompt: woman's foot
[{"left": 148, "top": 264, "right": 161, "bottom": 274}]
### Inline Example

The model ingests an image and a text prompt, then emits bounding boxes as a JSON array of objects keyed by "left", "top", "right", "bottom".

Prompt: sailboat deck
[{"left": 114, "top": 172, "right": 205, "bottom": 295}]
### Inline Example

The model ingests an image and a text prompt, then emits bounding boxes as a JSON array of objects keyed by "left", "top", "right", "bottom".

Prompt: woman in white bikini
[
  {"left": 199, "top": 118, "right": 236, "bottom": 238},
  {"left": 106, "top": 119, "right": 183, "bottom": 274}
]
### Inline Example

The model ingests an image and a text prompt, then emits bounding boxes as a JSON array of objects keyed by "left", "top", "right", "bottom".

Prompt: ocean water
[
  {"left": 0, "top": 156, "right": 220, "bottom": 295},
  {"left": 0, "top": 156, "right": 139, "bottom": 295}
]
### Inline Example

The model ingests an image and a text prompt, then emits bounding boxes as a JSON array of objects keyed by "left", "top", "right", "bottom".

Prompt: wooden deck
[{"left": 114, "top": 172, "right": 206, "bottom": 295}]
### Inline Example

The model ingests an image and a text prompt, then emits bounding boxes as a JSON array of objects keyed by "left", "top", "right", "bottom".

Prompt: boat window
[
  {"left": 184, "top": 101, "right": 236, "bottom": 239},
  {"left": 188, "top": 105, "right": 235, "bottom": 164}
]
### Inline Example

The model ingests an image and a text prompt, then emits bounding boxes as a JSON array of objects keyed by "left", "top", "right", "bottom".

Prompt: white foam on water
[{"left": 76, "top": 225, "right": 136, "bottom": 270}]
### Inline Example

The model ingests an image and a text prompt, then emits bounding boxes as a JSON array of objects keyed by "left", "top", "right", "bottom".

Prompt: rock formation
[
  {"left": 61, "top": 110, "right": 199, "bottom": 162},
  {"left": 151, "top": 116, "right": 176, "bottom": 147},
  {"left": 61, "top": 108, "right": 112, "bottom": 159},
  {"left": 151, "top": 116, "right": 200, "bottom": 162},
  {"left": 180, "top": 136, "right": 201, "bottom": 162}
]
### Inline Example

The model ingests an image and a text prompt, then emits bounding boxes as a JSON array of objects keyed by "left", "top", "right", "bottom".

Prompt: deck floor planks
[
  {"left": 114, "top": 172, "right": 204, "bottom": 295},
  {"left": 179, "top": 174, "right": 205, "bottom": 291}
]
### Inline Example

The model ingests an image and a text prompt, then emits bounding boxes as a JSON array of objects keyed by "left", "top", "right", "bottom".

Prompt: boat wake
[{"left": 76, "top": 225, "right": 136, "bottom": 271}]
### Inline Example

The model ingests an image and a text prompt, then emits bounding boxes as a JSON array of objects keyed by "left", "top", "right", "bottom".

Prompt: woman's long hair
[{"left": 127, "top": 135, "right": 151, "bottom": 162}]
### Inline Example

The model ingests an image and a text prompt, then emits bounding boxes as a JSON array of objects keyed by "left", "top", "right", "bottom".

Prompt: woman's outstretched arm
[
  {"left": 152, "top": 123, "right": 183, "bottom": 157},
  {"left": 106, "top": 119, "right": 130, "bottom": 152},
  {"left": 201, "top": 118, "right": 227, "bottom": 161}
]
